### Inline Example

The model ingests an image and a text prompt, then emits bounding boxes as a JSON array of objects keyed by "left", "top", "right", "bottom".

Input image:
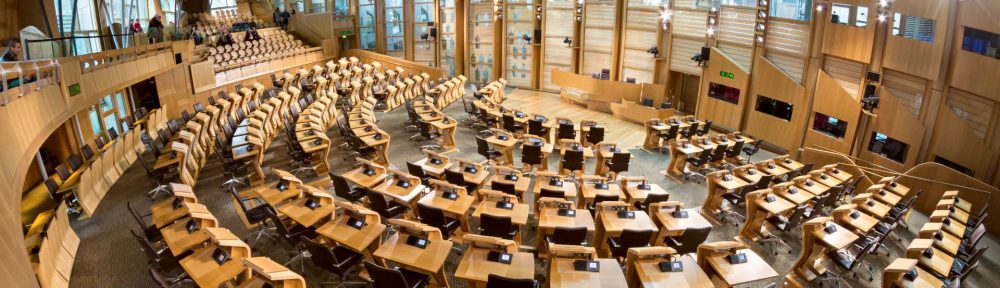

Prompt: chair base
[{"left": 147, "top": 184, "right": 170, "bottom": 199}]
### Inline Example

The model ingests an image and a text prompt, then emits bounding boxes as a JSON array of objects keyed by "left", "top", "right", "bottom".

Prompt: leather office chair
[
  {"left": 363, "top": 261, "right": 429, "bottom": 288},
  {"left": 538, "top": 188, "right": 565, "bottom": 200},
  {"left": 557, "top": 121, "right": 576, "bottom": 140},
  {"left": 478, "top": 107, "right": 499, "bottom": 128},
  {"left": 545, "top": 226, "right": 588, "bottom": 246},
  {"left": 658, "top": 124, "right": 680, "bottom": 151},
  {"left": 417, "top": 203, "right": 461, "bottom": 240},
  {"left": 147, "top": 266, "right": 191, "bottom": 288},
  {"left": 94, "top": 136, "right": 107, "bottom": 150},
  {"left": 228, "top": 188, "right": 276, "bottom": 248},
  {"left": 80, "top": 144, "right": 96, "bottom": 161},
  {"left": 214, "top": 133, "right": 250, "bottom": 192},
  {"left": 107, "top": 128, "right": 120, "bottom": 140},
  {"left": 681, "top": 122, "right": 699, "bottom": 138},
  {"left": 725, "top": 140, "right": 745, "bottom": 166},
  {"left": 528, "top": 118, "right": 548, "bottom": 138},
  {"left": 664, "top": 226, "right": 712, "bottom": 255},
  {"left": 819, "top": 234, "right": 880, "bottom": 286},
  {"left": 267, "top": 213, "right": 316, "bottom": 271},
  {"left": 696, "top": 120, "right": 712, "bottom": 136},
  {"left": 762, "top": 204, "right": 807, "bottom": 255},
  {"left": 413, "top": 121, "right": 444, "bottom": 151},
  {"left": 476, "top": 136, "right": 503, "bottom": 163},
  {"left": 607, "top": 229, "right": 654, "bottom": 261},
  {"left": 491, "top": 181, "right": 517, "bottom": 199},
  {"left": 55, "top": 164, "right": 71, "bottom": 182},
  {"left": 67, "top": 154, "right": 83, "bottom": 171},
  {"left": 406, "top": 161, "right": 431, "bottom": 186},
  {"left": 127, "top": 202, "right": 163, "bottom": 243},
  {"left": 605, "top": 152, "right": 631, "bottom": 178},
  {"left": 300, "top": 236, "right": 363, "bottom": 285},
  {"left": 331, "top": 173, "right": 367, "bottom": 203},
  {"left": 135, "top": 153, "right": 178, "bottom": 199},
  {"left": 586, "top": 126, "right": 605, "bottom": 145},
  {"left": 444, "top": 169, "right": 476, "bottom": 194},
  {"left": 520, "top": 143, "right": 544, "bottom": 174},
  {"left": 634, "top": 193, "right": 671, "bottom": 212},
  {"left": 480, "top": 213, "right": 518, "bottom": 241},
  {"left": 365, "top": 188, "right": 409, "bottom": 220},
  {"left": 486, "top": 274, "right": 537, "bottom": 288},
  {"left": 180, "top": 110, "right": 192, "bottom": 123},
  {"left": 708, "top": 143, "right": 729, "bottom": 163},
  {"left": 587, "top": 194, "right": 620, "bottom": 218},
  {"left": 131, "top": 230, "right": 179, "bottom": 272},
  {"left": 502, "top": 114, "right": 523, "bottom": 134},
  {"left": 682, "top": 149, "right": 713, "bottom": 183},
  {"left": 560, "top": 149, "right": 585, "bottom": 176}
]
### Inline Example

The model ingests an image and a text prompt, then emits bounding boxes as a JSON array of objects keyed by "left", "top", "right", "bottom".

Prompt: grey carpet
[{"left": 67, "top": 88, "right": 1000, "bottom": 287}]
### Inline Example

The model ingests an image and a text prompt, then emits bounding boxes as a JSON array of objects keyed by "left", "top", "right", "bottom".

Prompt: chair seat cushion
[{"left": 400, "top": 267, "right": 430, "bottom": 288}]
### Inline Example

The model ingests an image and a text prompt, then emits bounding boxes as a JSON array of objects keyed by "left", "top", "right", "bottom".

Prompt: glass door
[
  {"left": 468, "top": 0, "right": 496, "bottom": 84},
  {"left": 413, "top": 0, "right": 437, "bottom": 66},
  {"left": 504, "top": 0, "right": 537, "bottom": 88},
  {"left": 359, "top": 0, "right": 377, "bottom": 50},
  {"left": 385, "top": 0, "right": 406, "bottom": 58},
  {"left": 439, "top": 0, "right": 458, "bottom": 76}
]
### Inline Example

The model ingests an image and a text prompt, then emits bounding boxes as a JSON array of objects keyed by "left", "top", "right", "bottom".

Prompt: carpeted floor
[{"left": 66, "top": 88, "right": 999, "bottom": 287}]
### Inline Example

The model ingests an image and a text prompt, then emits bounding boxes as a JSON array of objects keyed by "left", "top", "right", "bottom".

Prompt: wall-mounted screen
[
  {"left": 755, "top": 95, "right": 793, "bottom": 121},
  {"left": 934, "top": 156, "right": 976, "bottom": 177},
  {"left": 812, "top": 112, "right": 848, "bottom": 139},
  {"left": 708, "top": 82, "right": 740, "bottom": 104},
  {"left": 962, "top": 26, "right": 1000, "bottom": 59},
  {"left": 867, "top": 132, "right": 909, "bottom": 163}
]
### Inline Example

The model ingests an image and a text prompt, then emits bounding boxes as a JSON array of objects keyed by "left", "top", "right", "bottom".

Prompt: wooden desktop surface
[
  {"left": 634, "top": 255, "right": 713, "bottom": 288},
  {"left": 472, "top": 200, "right": 530, "bottom": 226},
  {"left": 179, "top": 245, "right": 247, "bottom": 288},
  {"left": 373, "top": 232, "right": 452, "bottom": 277},
  {"left": 453, "top": 248, "right": 534, "bottom": 285},
  {"left": 548, "top": 258, "right": 627, "bottom": 288},
  {"left": 706, "top": 249, "right": 779, "bottom": 286},
  {"left": 161, "top": 220, "right": 211, "bottom": 256},
  {"left": 277, "top": 197, "right": 335, "bottom": 228}
]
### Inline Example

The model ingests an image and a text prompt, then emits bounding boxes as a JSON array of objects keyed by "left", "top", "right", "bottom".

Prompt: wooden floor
[{"left": 502, "top": 89, "right": 648, "bottom": 148}]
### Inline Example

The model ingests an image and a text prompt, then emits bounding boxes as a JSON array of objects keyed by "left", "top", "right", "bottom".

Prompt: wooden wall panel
[
  {"left": 945, "top": 88, "right": 994, "bottom": 140},
  {"left": 764, "top": 52, "right": 806, "bottom": 84},
  {"left": 767, "top": 19, "right": 810, "bottom": 56},
  {"left": 803, "top": 70, "right": 862, "bottom": 154},
  {"left": 881, "top": 70, "right": 926, "bottom": 117},
  {"left": 928, "top": 104, "right": 997, "bottom": 182},
  {"left": 822, "top": 55, "right": 865, "bottom": 100},
  {"left": 541, "top": 3, "right": 575, "bottom": 91},
  {"left": 672, "top": 9, "right": 707, "bottom": 38},
  {"left": 948, "top": 0, "right": 1000, "bottom": 103},
  {"left": 580, "top": 1, "right": 616, "bottom": 76},
  {"left": 669, "top": 37, "right": 704, "bottom": 75},
  {"left": 718, "top": 43, "right": 752, "bottom": 71},
  {"left": 745, "top": 56, "right": 806, "bottom": 151},
  {"left": 882, "top": 0, "right": 949, "bottom": 81},
  {"left": 695, "top": 48, "right": 748, "bottom": 130},
  {"left": 858, "top": 89, "right": 926, "bottom": 171},
  {"left": 717, "top": 6, "right": 755, "bottom": 46},
  {"left": 821, "top": 0, "right": 875, "bottom": 63}
]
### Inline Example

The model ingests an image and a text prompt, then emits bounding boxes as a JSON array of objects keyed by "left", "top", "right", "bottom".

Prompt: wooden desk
[
  {"left": 578, "top": 183, "right": 626, "bottom": 209},
  {"left": 812, "top": 222, "right": 859, "bottom": 250},
  {"left": 536, "top": 206, "right": 595, "bottom": 253},
  {"left": 254, "top": 185, "right": 301, "bottom": 207},
  {"left": 920, "top": 222, "right": 961, "bottom": 255},
  {"left": 419, "top": 189, "right": 475, "bottom": 232},
  {"left": 622, "top": 182, "right": 669, "bottom": 207},
  {"left": 594, "top": 210, "right": 658, "bottom": 257},
  {"left": 795, "top": 180, "right": 830, "bottom": 196},
  {"left": 643, "top": 122, "right": 672, "bottom": 149},
  {"left": 652, "top": 208, "right": 712, "bottom": 243},
  {"left": 240, "top": 257, "right": 306, "bottom": 288},
  {"left": 874, "top": 190, "right": 903, "bottom": 207},
  {"left": 152, "top": 202, "right": 212, "bottom": 228},
  {"left": 534, "top": 176, "right": 577, "bottom": 201},
  {"left": 775, "top": 157, "right": 805, "bottom": 172},
  {"left": 428, "top": 118, "right": 458, "bottom": 150},
  {"left": 706, "top": 249, "right": 779, "bottom": 286},
  {"left": 179, "top": 245, "right": 248, "bottom": 288},
  {"left": 859, "top": 199, "right": 892, "bottom": 219},
  {"left": 811, "top": 173, "right": 844, "bottom": 188},
  {"left": 153, "top": 152, "right": 182, "bottom": 170},
  {"left": 341, "top": 167, "right": 386, "bottom": 188},
  {"left": 277, "top": 196, "right": 335, "bottom": 228},
  {"left": 489, "top": 173, "right": 531, "bottom": 199},
  {"left": 454, "top": 248, "right": 535, "bottom": 288},
  {"left": 372, "top": 177, "right": 425, "bottom": 207},
  {"left": 414, "top": 157, "right": 450, "bottom": 178},
  {"left": 667, "top": 142, "right": 704, "bottom": 176},
  {"left": 472, "top": 199, "right": 530, "bottom": 227},
  {"left": 374, "top": 232, "right": 453, "bottom": 287},
  {"left": 548, "top": 258, "right": 627, "bottom": 288},
  {"left": 909, "top": 241, "right": 954, "bottom": 278},
  {"left": 485, "top": 133, "right": 518, "bottom": 164},
  {"left": 160, "top": 220, "right": 212, "bottom": 256},
  {"left": 837, "top": 209, "right": 879, "bottom": 234},
  {"left": 358, "top": 132, "right": 391, "bottom": 166},
  {"left": 775, "top": 187, "right": 816, "bottom": 205},
  {"left": 521, "top": 139, "right": 554, "bottom": 171},
  {"left": 452, "top": 165, "right": 491, "bottom": 191},
  {"left": 315, "top": 214, "right": 386, "bottom": 255},
  {"left": 757, "top": 162, "right": 791, "bottom": 178},
  {"left": 634, "top": 255, "right": 713, "bottom": 288},
  {"left": 894, "top": 265, "right": 945, "bottom": 288},
  {"left": 703, "top": 174, "right": 749, "bottom": 215}
]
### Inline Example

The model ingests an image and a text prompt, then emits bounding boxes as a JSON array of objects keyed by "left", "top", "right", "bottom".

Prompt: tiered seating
[
  {"left": 287, "top": 70, "right": 339, "bottom": 176},
  {"left": 228, "top": 85, "right": 298, "bottom": 185},
  {"left": 183, "top": 11, "right": 262, "bottom": 36},
  {"left": 197, "top": 30, "right": 318, "bottom": 72},
  {"left": 34, "top": 203, "right": 79, "bottom": 288},
  {"left": 475, "top": 78, "right": 507, "bottom": 104},
  {"left": 425, "top": 75, "right": 467, "bottom": 109}
]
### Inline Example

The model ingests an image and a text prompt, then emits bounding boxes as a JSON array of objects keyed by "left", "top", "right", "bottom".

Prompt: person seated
[{"left": 244, "top": 28, "right": 262, "bottom": 42}]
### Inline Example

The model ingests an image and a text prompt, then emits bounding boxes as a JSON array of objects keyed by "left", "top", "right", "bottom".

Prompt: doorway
[{"left": 670, "top": 71, "right": 701, "bottom": 115}]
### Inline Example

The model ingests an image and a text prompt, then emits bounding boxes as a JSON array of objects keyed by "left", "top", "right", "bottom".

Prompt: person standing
[
  {"left": 281, "top": 9, "right": 291, "bottom": 30},
  {"left": 148, "top": 15, "right": 165, "bottom": 43},
  {"left": 273, "top": 8, "right": 281, "bottom": 28},
  {"left": 2, "top": 39, "right": 21, "bottom": 61},
  {"left": 129, "top": 19, "right": 143, "bottom": 33}
]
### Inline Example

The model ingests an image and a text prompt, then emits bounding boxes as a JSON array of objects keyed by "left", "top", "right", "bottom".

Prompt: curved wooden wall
[
  {"left": 695, "top": 47, "right": 749, "bottom": 131},
  {"left": 745, "top": 55, "right": 807, "bottom": 152},
  {"left": 927, "top": 104, "right": 997, "bottom": 182},
  {"left": 803, "top": 70, "right": 862, "bottom": 154},
  {"left": 857, "top": 88, "right": 926, "bottom": 171}
]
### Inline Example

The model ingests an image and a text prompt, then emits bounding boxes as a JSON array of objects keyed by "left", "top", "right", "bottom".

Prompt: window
[
  {"left": 854, "top": 6, "right": 868, "bottom": 27},
  {"left": 718, "top": 0, "right": 756, "bottom": 7},
  {"left": 88, "top": 108, "right": 102, "bottom": 136},
  {"left": 892, "top": 14, "right": 934, "bottom": 43},
  {"left": 867, "top": 132, "right": 909, "bottom": 163},
  {"left": 708, "top": 82, "right": 740, "bottom": 104},
  {"left": 210, "top": 0, "right": 237, "bottom": 10},
  {"left": 87, "top": 90, "right": 131, "bottom": 138},
  {"left": 770, "top": 0, "right": 811, "bottom": 21},
  {"left": 934, "top": 156, "right": 976, "bottom": 177},
  {"left": 961, "top": 27, "right": 1000, "bottom": 60},
  {"left": 310, "top": 0, "right": 325, "bottom": 13},
  {"left": 385, "top": 0, "right": 405, "bottom": 57},
  {"left": 333, "top": 0, "right": 350, "bottom": 15},
  {"left": 55, "top": 0, "right": 102, "bottom": 56},
  {"left": 830, "top": 3, "right": 867, "bottom": 27},
  {"left": 755, "top": 95, "right": 793, "bottom": 121},
  {"left": 812, "top": 112, "right": 848, "bottom": 139},
  {"left": 359, "top": 0, "right": 376, "bottom": 50}
]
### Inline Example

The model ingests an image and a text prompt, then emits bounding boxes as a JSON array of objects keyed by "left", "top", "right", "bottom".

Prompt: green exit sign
[
  {"left": 720, "top": 71, "right": 735, "bottom": 79},
  {"left": 68, "top": 83, "right": 82, "bottom": 96},
  {"left": 339, "top": 30, "right": 354, "bottom": 36}
]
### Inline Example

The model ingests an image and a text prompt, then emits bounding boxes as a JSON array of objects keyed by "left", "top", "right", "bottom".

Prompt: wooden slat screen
[
  {"left": 670, "top": 37, "right": 705, "bottom": 75},
  {"left": 946, "top": 88, "right": 994, "bottom": 140},
  {"left": 882, "top": 70, "right": 926, "bottom": 117},
  {"left": 823, "top": 55, "right": 865, "bottom": 98}
]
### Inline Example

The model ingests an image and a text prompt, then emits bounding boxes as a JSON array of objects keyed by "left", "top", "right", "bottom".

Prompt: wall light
[
  {"left": 877, "top": 13, "right": 887, "bottom": 22},
  {"left": 707, "top": 27, "right": 715, "bottom": 36},
  {"left": 816, "top": 4, "right": 825, "bottom": 12}
]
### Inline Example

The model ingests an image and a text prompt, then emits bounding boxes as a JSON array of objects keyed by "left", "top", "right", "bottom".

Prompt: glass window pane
[
  {"left": 116, "top": 92, "right": 128, "bottom": 118},
  {"left": 387, "top": 37, "right": 404, "bottom": 51},
  {"left": 770, "top": 0, "right": 811, "bottom": 21},
  {"left": 100, "top": 95, "right": 114, "bottom": 113},
  {"left": 854, "top": 6, "right": 868, "bottom": 27},
  {"left": 103, "top": 114, "right": 118, "bottom": 135},
  {"left": 414, "top": 3, "right": 434, "bottom": 23},
  {"left": 89, "top": 109, "right": 102, "bottom": 136},
  {"left": 360, "top": 4, "right": 376, "bottom": 27},
  {"left": 386, "top": 22, "right": 404, "bottom": 37},
  {"left": 360, "top": 27, "right": 377, "bottom": 50},
  {"left": 334, "top": 0, "right": 350, "bottom": 14},
  {"left": 831, "top": 4, "right": 850, "bottom": 25}
]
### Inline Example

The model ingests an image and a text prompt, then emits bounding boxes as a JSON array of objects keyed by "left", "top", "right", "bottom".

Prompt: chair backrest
[
  {"left": 81, "top": 144, "right": 96, "bottom": 160},
  {"left": 966, "top": 223, "right": 987, "bottom": 249},
  {"left": 744, "top": 139, "right": 763, "bottom": 156},
  {"left": 663, "top": 124, "right": 679, "bottom": 140},
  {"left": 727, "top": 140, "right": 744, "bottom": 157},
  {"left": 331, "top": 174, "right": 356, "bottom": 201},
  {"left": 486, "top": 274, "right": 536, "bottom": 288},
  {"left": 539, "top": 188, "right": 565, "bottom": 200},
  {"left": 502, "top": 115, "right": 518, "bottom": 131},
  {"left": 127, "top": 201, "right": 152, "bottom": 232},
  {"left": 300, "top": 236, "right": 340, "bottom": 272},
  {"left": 147, "top": 267, "right": 172, "bottom": 288},
  {"left": 643, "top": 193, "right": 671, "bottom": 206},
  {"left": 131, "top": 229, "right": 161, "bottom": 262},
  {"left": 95, "top": 136, "right": 107, "bottom": 149},
  {"left": 476, "top": 136, "right": 492, "bottom": 158},
  {"left": 683, "top": 122, "right": 699, "bottom": 137},
  {"left": 593, "top": 194, "right": 620, "bottom": 204},
  {"left": 406, "top": 161, "right": 427, "bottom": 181},
  {"left": 698, "top": 121, "right": 712, "bottom": 135},
  {"left": 710, "top": 144, "right": 728, "bottom": 161},
  {"left": 528, "top": 119, "right": 545, "bottom": 135},
  {"left": 609, "top": 152, "right": 631, "bottom": 172},
  {"left": 445, "top": 169, "right": 466, "bottom": 187},
  {"left": 754, "top": 174, "right": 774, "bottom": 191},
  {"left": 492, "top": 181, "right": 516, "bottom": 196},
  {"left": 364, "top": 261, "right": 415, "bottom": 288},
  {"left": 615, "top": 229, "right": 654, "bottom": 249},
  {"left": 417, "top": 203, "right": 454, "bottom": 239},
  {"left": 481, "top": 213, "right": 515, "bottom": 239},
  {"left": 521, "top": 144, "right": 542, "bottom": 164},
  {"left": 692, "top": 148, "right": 712, "bottom": 165},
  {"left": 964, "top": 245, "right": 989, "bottom": 273},
  {"left": 563, "top": 149, "right": 584, "bottom": 168},
  {"left": 784, "top": 205, "right": 809, "bottom": 229},
  {"left": 550, "top": 226, "right": 588, "bottom": 245},
  {"left": 55, "top": 164, "right": 71, "bottom": 181},
  {"left": 587, "top": 126, "right": 605, "bottom": 143},
  {"left": 670, "top": 226, "right": 711, "bottom": 254},
  {"left": 557, "top": 123, "right": 575, "bottom": 139},
  {"left": 108, "top": 128, "right": 120, "bottom": 140},
  {"left": 44, "top": 178, "right": 60, "bottom": 200}
]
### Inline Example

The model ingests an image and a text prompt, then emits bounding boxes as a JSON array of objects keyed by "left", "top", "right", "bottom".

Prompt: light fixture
[
  {"left": 709, "top": 17, "right": 716, "bottom": 25},
  {"left": 646, "top": 46, "right": 659, "bottom": 56},
  {"left": 816, "top": 4, "right": 825, "bottom": 12},
  {"left": 563, "top": 37, "right": 572, "bottom": 47},
  {"left": 707, "top": 27, "right": 715, "bottom": 36},
  {"left": 759, "top": 0, "right": 767, "bottom": 6},
  {"left": 756, "top": 35, "right": 764, "bottom": 42},
  {"left": 756, "top": 23, "right": 765, "bottom": 31},
  {"left": 878, "top": 0, "right": 889, "bottom": 8},
  {"left": 877, "top": 13, "right": 887, "bottom": 22},
  {"left": 758, "top": 11, "right": 766, "bottom": 18}
]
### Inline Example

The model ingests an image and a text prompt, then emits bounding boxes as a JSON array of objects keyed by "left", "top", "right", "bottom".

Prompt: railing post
[{"left": 0, "top": 65, "right": 7, "bottom": 105}]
